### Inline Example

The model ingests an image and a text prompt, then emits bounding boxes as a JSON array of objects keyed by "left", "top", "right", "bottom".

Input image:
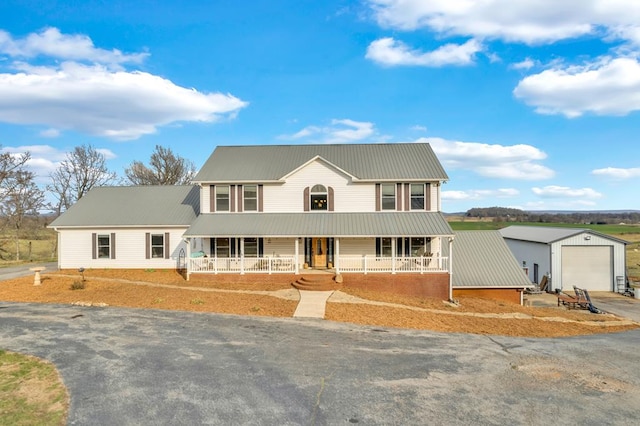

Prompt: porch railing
[
  {"left": 337, "top": 255, "right": 448, "bottom": 274},
  {"left": 189, "top": 256, "right": 296, "bottom": 274},
  {"left": 189, "top": 255, "right": 448, "bottom": 275}
]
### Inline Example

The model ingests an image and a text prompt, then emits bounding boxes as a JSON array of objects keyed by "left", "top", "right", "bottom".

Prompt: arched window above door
[{"left": 303, "top": 185, "right": 334, "bottom": 211}]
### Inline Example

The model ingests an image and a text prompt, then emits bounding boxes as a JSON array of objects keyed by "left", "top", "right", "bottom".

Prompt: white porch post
[
  {"left": 186, "top": 237, "right": 191, "bottom": 281},
  {"left": 240, "top": 238, "right": 245, "bottom": 275},
  {"left": 391, "top": 238, "right": 396, "bottom": 274},
  {"left": 448, "top": 236, "right": 454, "bottom": 301},
  {"left": 294, "top": 238, "right": 300, "bottom": 275},
  {"left": 335, "top": 238, "right": 340, "bottom": 274}
]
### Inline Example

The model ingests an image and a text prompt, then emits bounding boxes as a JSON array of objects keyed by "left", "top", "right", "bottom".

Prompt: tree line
[
  {"left": 0, "top": 144, "right": 195, "bottom": 260},
  {"left": 465, "top": 207, "right": 640, "bottom": 225}
]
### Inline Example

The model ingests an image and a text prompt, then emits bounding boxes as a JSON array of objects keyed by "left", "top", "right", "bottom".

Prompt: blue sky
[{"left": 1, "top": 0, "right": 639, "bottom": 213}]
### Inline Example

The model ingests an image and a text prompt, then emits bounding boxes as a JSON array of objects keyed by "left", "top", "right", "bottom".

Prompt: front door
[{"left": 312, "top": 238, "right": 327, "bottom": 268}]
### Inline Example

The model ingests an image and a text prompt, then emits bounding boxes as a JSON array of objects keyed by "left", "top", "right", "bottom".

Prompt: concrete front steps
[{"left": 291, "top": 275, "right": 342, "bottom": 292}]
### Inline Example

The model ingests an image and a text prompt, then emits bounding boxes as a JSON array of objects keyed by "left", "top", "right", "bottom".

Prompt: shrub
[
  {"left": 190, "top": 298, "right": 204, "bottom": 305},
  {"left": 70, "top": 280, "right": 85, "bottom": 290}
]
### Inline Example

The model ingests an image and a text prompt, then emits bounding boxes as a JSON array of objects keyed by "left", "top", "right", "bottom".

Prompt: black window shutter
[
  {"left": 258, "top": 238, "right": 264, "bottom": 257},
  {"left": 210, "top": 238, "right": 216, "bottom": 257},
  {"left": 230, "top": 238, "right": 236, "bottom": 257},
  {"left": 405, "top": 237, "right": 410, "bottom": 256},
  {"left": 258, "top": 184, "right": 263, "bottom": 212},
  {"left": 375, "top": 238, "right": 381, "bottom": 257},
  {"left": 92, "top": 233, "right": 97, "bottom": 259},
  {"left": 110, "top": 233, "right": 116, "bottom": 259},
  {"left": 426, "top": 183, "right": 431, "bottom": 211},
  {"left": 210, "top": 185, "right": 215, "bottom": 212},
  {"left": 237, "top": 184, "right": 243, "bottom": 212},
  {"left": 328, "top": 187, "right": 334, "bottom": 211},
  {"left": 303, "top": 187, "right": 310, "bottom": 211},
  {"left": 375, "top": 184, "right": 381, "bottom": 211},
  {"left": 164, "top": 232, "right": 170, "bottom": 259},
  {"left": 397, "top": 238, "right": 403, "bottom": 256},
  {"left": 145, "top": 233, "right": 150, "bottom": 259}
]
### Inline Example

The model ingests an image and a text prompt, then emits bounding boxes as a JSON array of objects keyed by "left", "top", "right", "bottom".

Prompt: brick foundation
[{"left": 341, "top": 273, "right": 450, "bottom": 300}]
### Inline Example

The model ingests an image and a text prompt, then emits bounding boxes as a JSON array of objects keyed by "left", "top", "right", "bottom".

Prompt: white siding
[
  {"left": 338, "top": 238, "right": 376, "bottom": 255},
  {"left": 503, "top": 239, "right": 550, "bottom": 286},
  {"left": 430, "top": 182, "right": 439, "bottom": 212},
  {"left": 262, "top": 160, "right": 373, "bottom": 212},
  {"left": 202, "top": 185, "right": 210, "bottom": 214},
  {"left": 551, "top": 233, "right": 626, "bottom": 291},
  {"left": 57, "top": 228, "right": 189, "bottom": 269}
]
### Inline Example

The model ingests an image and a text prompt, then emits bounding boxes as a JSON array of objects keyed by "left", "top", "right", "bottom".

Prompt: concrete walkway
[{"left": 293, "top": 290, "right": 334, "bottom": 318}]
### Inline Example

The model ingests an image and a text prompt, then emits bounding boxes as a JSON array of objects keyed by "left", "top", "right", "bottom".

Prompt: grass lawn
[{"left": 0, "top": 350, "right": 68, "bottom": 426}]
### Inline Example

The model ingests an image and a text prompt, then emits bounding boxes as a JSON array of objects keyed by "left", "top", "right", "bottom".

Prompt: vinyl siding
[
  {"left": 338, "top": 238, "right": 376, "bottom": 255},
  {"left": 550, "top": 233, "right": 626, "bottom": 291},
  {"left": 57, "top": 228, "right": 188, "bottom": 269},
  {"left": 262, "top": 159, "right": 373, "bottom": 212}
]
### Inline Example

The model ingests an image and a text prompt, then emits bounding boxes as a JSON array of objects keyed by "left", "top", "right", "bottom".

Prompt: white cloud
[
  {"left": 0, "top": 27, "right": 147, "bottom": 67},
  {"left": 366, "top": 37, "right": 482, "bottom": 67},
  {"left": 592, "top": 166, "right": 640, "bottom": 179},
  {"left": 514, "top": 57, "right": 640, "bottom": 117},
  {"left": 280, "top": 119, "right": 375, "bottom": 143},
  {"left": 510, "top": 58, "right": 536, "bottom": 70},
  {"left": 422, "top": 137, "right": 554, "bottom": 180},
  {"left": 39, "top": 128, "right": 60, "bottom": 138},
  {"left": 532, "top": 185, "right": 603, "bottom": 199},
  {"left": 442, "top": 188, "right": 519, "bottom": 201},
  {"left": 0, "top": 28, "right": 247, "bottom": 140},
  {"left": 367, "top": 0, "right": 640, "bottom": 45}
]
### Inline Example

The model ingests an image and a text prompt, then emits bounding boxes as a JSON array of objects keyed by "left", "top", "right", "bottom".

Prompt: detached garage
[{"left": 499, "top": 226, "right": 628, "bottom": 292}]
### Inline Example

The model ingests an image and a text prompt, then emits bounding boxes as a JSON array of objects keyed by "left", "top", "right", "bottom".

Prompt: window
[
  {"left": 244, "top": 238, "right": 258, "bottom": 257},
  {"left": 310, "top": 184, "right": 328, "bottom": 211},
  {"left": 410, "top": 237, "right": 432, "bottom": 257},
  {"left": 376, "top": 237, "right": 393, "bottom": 257},
  {"left": 151, "top": 234, "right": 164, "bottom": 258},
  {"left": 216, "top": 186, "right": 230, "bottom": 211},
  {"left": 216, "top": 238, "right": 230, "bottom": 257},
  {"left": 243, "top": 185, "right": 257, "bottom": 211},
  {"left": 97, "top": 234, "right": 110, "bottom": 259},
  {"left": 411, "top": 184, "right": 425, "bottom": 210},
  {"left": 381, "top": 183, "right": 395, "bottom": 210}
]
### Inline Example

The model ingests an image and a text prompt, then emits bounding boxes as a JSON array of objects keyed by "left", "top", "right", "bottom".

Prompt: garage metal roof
[
  {"left": 184, "top": 212, "right": 453, "bottom": 237},
  {"left": 453, "top": 231, "right": 533, "bottom": 288},
  {"left": 49, "top": 185, "right": 200, "bottom": 228},
  {"left": 499, "top": 225, "right": 628, "bottom": 245},
  {"left": 193, "top": 143, "right": 449, "bottom": 182}
]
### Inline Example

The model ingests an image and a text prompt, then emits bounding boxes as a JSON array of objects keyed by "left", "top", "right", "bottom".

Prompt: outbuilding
[{"left": 499, "top": 226, "right": 628, "bottom": 292}]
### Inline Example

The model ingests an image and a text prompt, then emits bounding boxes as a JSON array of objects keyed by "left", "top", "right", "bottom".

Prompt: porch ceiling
[{"left": 184, "top": 212, "right": 453, "bottom": 238}]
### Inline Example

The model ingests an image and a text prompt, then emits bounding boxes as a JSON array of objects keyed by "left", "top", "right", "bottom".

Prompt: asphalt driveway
[{"left": 1, "top": 302, "right": 640, "bottom": 425}]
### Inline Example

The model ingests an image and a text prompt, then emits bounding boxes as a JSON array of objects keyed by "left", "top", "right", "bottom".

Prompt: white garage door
[{"left": 561, "top": 246, "right": 612, "bottom": 291}]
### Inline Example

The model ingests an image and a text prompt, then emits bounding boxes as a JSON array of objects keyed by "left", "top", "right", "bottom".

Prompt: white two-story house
[
  {"left": 50, "top": 143, "right": 534, "bottom": 303},
  {"left": 185, "top": 143, "right": 454, "bottom": 277}
]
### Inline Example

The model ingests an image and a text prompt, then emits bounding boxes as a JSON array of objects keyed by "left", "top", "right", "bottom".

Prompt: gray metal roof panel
[
  {"left": 184, "top": 212, "right": 453, "bottom": 237},
  {"left": 453, "top": 231, "right": 532, "bottom": 288},
  {"left": 499, "top": 225, "right": 628, "bottom": 245},
  {"left": 49, "top": 185, "right": 200, "bottom": 228},
  {"left": 193, "top": 143, "right": 449, "bottom": 182}
]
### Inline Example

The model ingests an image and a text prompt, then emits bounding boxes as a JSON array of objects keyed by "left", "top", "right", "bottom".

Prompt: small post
[{"left": 29, "top": 266, "right": 46, "bottom": 286}]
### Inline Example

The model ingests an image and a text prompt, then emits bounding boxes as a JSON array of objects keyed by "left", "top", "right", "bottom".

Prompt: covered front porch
[
  {"left": 185, "top": 236, "right": 451, "bottom": 278},
  {"left": 183, "top": 212, "right": 454, "bottom": 279}
]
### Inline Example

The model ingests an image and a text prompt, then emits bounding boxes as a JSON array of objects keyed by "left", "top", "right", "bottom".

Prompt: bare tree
[
  {"left": 0, "top": 170, "right": 46, "bottom": 261},
  {"left": 124, "top": 145, "right": 196, "bottom": 185},
  {"left": 0, "top": 145, "right": 30, "bottom": 201},
  {"left": 47, "top": 144, "right": 116, "bottom": 212}
]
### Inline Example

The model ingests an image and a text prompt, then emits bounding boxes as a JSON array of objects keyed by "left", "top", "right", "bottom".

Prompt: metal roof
[
  {"left": 49, "top": 185, "right": 200, "bottom": 228},
  {"left": 453, "top": 231, "right": 533, "bottom": 288},
  {"left": 499, "top": 225, "right": 628, "bottom": 245},
  {"left": 192, "top": 143, "right": 449, "bottom": 183},
  {"left": 184, "top": 212, "right": 453, "bottom": 237}
]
